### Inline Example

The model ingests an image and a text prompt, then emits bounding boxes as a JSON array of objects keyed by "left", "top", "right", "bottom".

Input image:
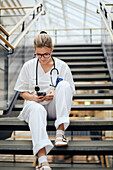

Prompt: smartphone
[{"left": 37, "top": 92, "right": 46, "bottom": 96}]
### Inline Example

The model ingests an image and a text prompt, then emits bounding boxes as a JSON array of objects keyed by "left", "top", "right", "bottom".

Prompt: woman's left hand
[{"left": 45, "top": 90, "right": 55, "bottom": 101}]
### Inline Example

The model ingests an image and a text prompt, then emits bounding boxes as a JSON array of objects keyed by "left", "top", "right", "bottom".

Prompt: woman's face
[{"left": 35, "top": 47, "right": 53, "bottom": 65}]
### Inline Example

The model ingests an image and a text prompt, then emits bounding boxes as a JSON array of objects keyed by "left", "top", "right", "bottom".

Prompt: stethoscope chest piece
[{"left": 35, "top": 85, "right": 40, "bottom": 92}]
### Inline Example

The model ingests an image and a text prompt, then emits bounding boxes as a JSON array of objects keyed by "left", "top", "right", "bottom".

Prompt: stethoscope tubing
[{"left": 36, "top": 56, "right": 59, "bottom": 89}]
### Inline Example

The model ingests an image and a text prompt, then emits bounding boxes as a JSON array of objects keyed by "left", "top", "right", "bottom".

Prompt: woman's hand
[
  {"left": 21, "top": 92, "right": 46, "bottom": 103},
  {"left": 21, "top": 90, "right": 55, "bottom": 102},
  {"left": 44, "top": 90, "right": 55, "bottom": 101},
  {"left": 32, "top": 93, "right": 46, "bottom": 102}
]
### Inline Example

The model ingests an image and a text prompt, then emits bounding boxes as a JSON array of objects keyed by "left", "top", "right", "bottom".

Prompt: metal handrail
[
  {"left": 0, "top": 10, "right": 44, "bottom": 50},
  {"left": 99, "top": 2, "right": 113, "bottom": 41},
  {"left": 99, "top": 10, "right": 113, "bottom": 41},
  {"left": 100, "top": 0, "right": 113, "bottom": 21},
  {"left": 105, "top": 4, "right": 113, "bottom": 6},
  {"left": 0, "top": 35, "right": 15, "bottom": 49},
  {"left": 0, "top": 2, "right": 42, "bottom": 37},
  {"left": 0, "top": 25, "right": 10, "bottom": 36},
  {"left": 9, "top": 2, "right": 42, "bottom": 36},
  {"left": 40, "top": 28, "right": 104, "bottom": 31},
  {"left": 0, "top": 6, "right": 34, "bottom": 10},
  {"left": 13, "top": 11, "right": 43, "bottom": 49}
]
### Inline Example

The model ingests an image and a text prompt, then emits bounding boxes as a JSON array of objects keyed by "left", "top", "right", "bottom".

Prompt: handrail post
[
  {"left": 5, "top": 36, "right": 9, "bottom": 48},
  {"left": 4, "top": 55, "right": 9, "bottom": 110},
  {"left": 40, "top": 4, "right": 43, "bottom": 12},
  {"left": 90, "top": 29, "right": 92, "bottom": 44},
  {"left": 37, "top": 7, "right": 39, "bottom": 13},
  {"left": 33, "top": 11, "right": 35, "bottom": 19},
  {"left": 100, "top": 2, "right": 102, "bottom": 10},
  {"left": 55, "top": 30, "right": 57, "bottom": 44},
  {"left": 104, "top": 8, "right": 107, "bottom": 18},
  {"left": 111, "top": 21, "right": 113, "bottom": 29},
  {"left": 21, "top": 22, "right": 25, "bottom": 32}
]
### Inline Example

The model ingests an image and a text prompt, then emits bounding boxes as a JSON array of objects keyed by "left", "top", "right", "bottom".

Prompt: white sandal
[
  {"left": 36, "top": 162, "right": 52, "bottom": 170},
  {"left": 55, "top": 134, "right": 69, "bottom": 147}
]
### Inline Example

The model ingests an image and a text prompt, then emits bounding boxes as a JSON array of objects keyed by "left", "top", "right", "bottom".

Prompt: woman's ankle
[
  {"left": 37, "top": 147, "right": 46, "bottom": 158},
  {"left": 57, "top": 123, "right": 64, "bottom": 131}
]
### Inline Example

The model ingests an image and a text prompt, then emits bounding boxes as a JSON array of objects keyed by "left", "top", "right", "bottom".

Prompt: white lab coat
[{"left": 14, "top": 57, "right": 75, "bottom": 156}]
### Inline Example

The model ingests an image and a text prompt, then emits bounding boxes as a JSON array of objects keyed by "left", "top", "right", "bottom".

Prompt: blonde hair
[{"left": 34, "top": 31, "right": 53, "bottom": 49}]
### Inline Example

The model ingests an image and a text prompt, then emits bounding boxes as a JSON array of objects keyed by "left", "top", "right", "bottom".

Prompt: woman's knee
[
  {"left": 56, "top": 81, "right": 71, "bottom": 92},
  {"left": 55, "top": 81, "right": 72, "bottom": 99},
  {"left": 29, "top": 102, "right": 47, "bottom": 118},
  {"left": 56, "top": 81, "right": 71, "bottom": 90}
]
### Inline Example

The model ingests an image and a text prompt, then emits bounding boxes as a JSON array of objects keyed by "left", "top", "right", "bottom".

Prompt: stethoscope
[{"left": 35, "top": 56, "right": 59, "bottom": 92}]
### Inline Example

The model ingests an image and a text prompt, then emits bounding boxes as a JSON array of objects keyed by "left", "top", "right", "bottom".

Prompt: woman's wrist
[{"left": 21, "top": 92, "right": 34, "bottom": 101}]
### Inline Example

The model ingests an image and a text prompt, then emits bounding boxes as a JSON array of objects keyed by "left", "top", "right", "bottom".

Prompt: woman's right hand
[
  {"left": 32, "top": 93, "right": 46, "bottom": 103},
  {"left": 21, "top": 92, "right": 46, "bottom": 103}
]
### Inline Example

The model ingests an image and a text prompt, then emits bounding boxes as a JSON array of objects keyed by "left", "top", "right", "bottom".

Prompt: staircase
[{"left": 0, "top": 44, "right": 113, "bottom": 169}]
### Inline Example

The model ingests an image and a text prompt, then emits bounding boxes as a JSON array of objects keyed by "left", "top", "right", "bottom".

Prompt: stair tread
[
  {"left": 67, "top": 62, "right": 106, "bottom": 65},
  {"left": 1, "top": 168, "right": 111, "bottom": 170},
  {"left": 75, "top": 83, "right": 113, "bottom": 89},
  {"left": 0, "top": 117, "right": 113, "bottom": 131},
  {"left": 73, "top": 75, "right": 111, "bottom": 81},
  {"left": 52, "top": 52, "right": 103, "bottom": 55},
  {"left": 73, "top": 93, "right": 113, "bottom": 99},
  {"left": 54, "top": 47, "right": 102, "bottom": 50},
  {"left": 12, "top": 104, "right": 113, "bottom": 111},
  {"left": 72, "top": 104, "right": 113, "bottom": 108},
  {"left": 0, "top": 140, "right": 113, "bottom": 155},
  {"left": 1, "top": 117, "right": 113, "bottom": 124},
  {"left": 13, "top": 103, "right": 113, "bottom": 108},
  {"left": 71, "top": 68, "right": 108, "bottom": 71},
  {"left": 73, "top": 75, "right": 110, "bottom": 78},
  {"left": 74, "top": 93, "right": 113, "bottom": 96},
  {"left": 58, "top": 56, "right": 104, "bottom": 59},
  {"left": 67, "top": 63, "right": 106, "bottom": 68},
  {"left": 54, "top": 44, "right": 101, "bottom": 47},
  {"left": 0, "top": 162, "right": 112, "bottom": 170},
  {"left": 73, "top": 75, "right": 110, "bottom": 80}
]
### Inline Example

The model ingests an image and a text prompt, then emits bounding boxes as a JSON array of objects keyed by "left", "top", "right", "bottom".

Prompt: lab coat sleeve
[
  {"left": 64, "top": 65, "right": 76, "bottom": 95},
  {"left": 14, "top": 63, "right": 29, "bottom": 92}
]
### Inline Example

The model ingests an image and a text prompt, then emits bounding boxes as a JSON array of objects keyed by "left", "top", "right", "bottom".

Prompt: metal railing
[
  {"left": 0, "top": 3, "right": 45, "bottom": 110},
  {"left": 0, "top": 2, "right": 45, "bottom": 49},
  {"left": 99, "top": 0, "right": 113, "bottom": 83},
  {"left": 25, "top": 27, "right": 103, "bottom": 45}
]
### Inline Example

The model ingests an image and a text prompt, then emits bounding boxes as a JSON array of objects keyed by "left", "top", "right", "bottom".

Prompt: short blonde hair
[{"left": 34, "top": 31, "right": 53, "bottom": 49}]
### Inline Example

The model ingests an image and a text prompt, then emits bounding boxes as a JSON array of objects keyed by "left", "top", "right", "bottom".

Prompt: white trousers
[{"left": 19, "top": 81, "right": 73, "bottom": 156}]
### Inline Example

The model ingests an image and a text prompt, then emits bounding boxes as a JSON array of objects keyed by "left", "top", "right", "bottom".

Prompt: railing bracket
[
  {"left": 8, "top": 49, "right": 14, "bottom": 55},
  {"left": 21, "top": 22, "right": 25, "bottom": 32}
]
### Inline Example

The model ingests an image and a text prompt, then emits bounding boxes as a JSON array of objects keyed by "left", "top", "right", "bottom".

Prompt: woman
[{"left": 14, "top": 31, "right": 75, "bottom": 170}]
